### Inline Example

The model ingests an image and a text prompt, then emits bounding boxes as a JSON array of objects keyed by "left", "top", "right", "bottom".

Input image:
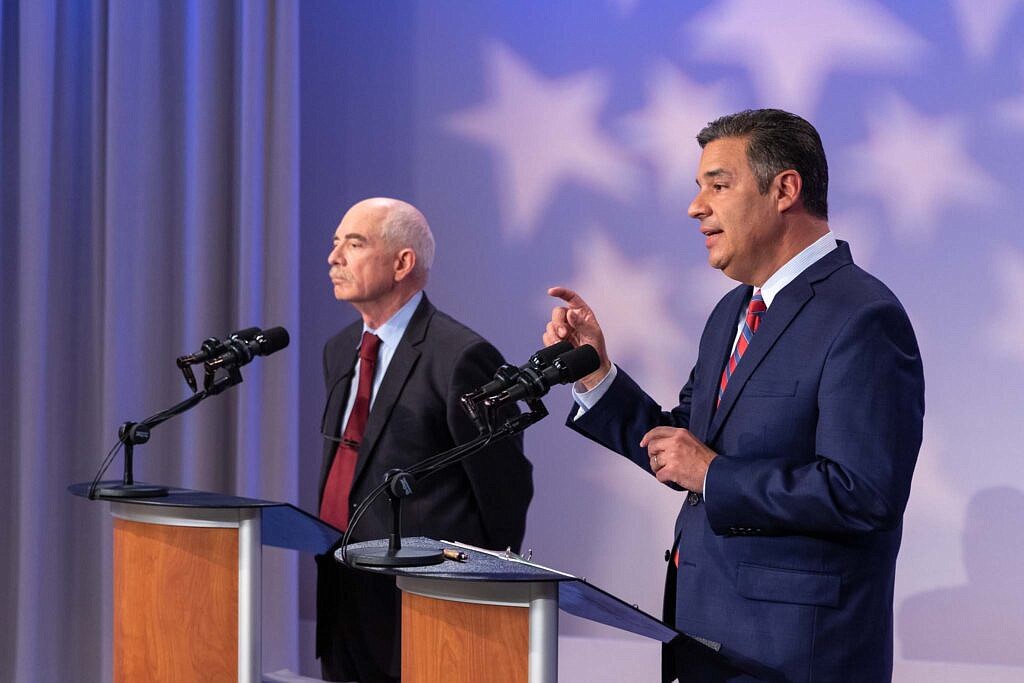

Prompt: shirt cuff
[{"left": 571, "top": 364, "right": 617, "bottom": 420}]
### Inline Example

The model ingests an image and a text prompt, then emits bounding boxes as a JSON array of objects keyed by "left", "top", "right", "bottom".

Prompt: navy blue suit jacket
[{"left": 571, "top": 243, "right": 924, "bottom": 682}]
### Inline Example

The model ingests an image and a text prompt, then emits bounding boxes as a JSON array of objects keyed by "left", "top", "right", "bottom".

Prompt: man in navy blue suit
[{"left": 545, "top": 109, "right": 924, "bottom": 682}]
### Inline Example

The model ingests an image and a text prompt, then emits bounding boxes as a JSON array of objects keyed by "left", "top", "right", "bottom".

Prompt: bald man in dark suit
[{"left": 316, "top": 198, "right": 532, "bottom": 683}]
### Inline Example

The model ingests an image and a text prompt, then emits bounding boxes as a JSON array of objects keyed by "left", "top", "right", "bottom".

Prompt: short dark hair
[{"left": 697, "top": 109, "right": 829, "bottom": 220}]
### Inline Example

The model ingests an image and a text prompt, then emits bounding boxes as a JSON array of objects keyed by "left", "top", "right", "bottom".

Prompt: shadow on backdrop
[{"left": 898, "top": 486, "right": 1024, "bottom": 667}]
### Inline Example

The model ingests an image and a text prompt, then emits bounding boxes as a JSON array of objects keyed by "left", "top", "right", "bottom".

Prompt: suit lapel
[
  {"left": 694, "top": 286, "right": 749, "bottom": 441},
  {"left": 706, "top": 242, "right": 852, "bottom": 443},
  {"left": 351, "top": 295, "right": 432, "bottom": 488}
]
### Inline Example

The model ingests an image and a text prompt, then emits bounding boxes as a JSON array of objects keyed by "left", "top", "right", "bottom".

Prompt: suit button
[
  {"left": 664, "top": 549, "right": 671, "bottom": 562},
  {"left": 687, "top": 492, "right": 701, "bottom": 506}
]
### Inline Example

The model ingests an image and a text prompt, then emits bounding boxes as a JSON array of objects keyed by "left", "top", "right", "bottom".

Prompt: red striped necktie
[
  {"left": 717, "top": 289, "right": 766, "bottom": 407},
  {"left": 319, "top": 331, "right": 381, "bottom": 530}
]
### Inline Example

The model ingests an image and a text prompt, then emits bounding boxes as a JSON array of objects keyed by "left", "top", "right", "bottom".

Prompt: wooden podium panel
[
  {"left": 113, "top": 518, "right": 238, "bottom": 682},
  {"left": 402, "top": 591, "right": 529, "bottom": 683}
]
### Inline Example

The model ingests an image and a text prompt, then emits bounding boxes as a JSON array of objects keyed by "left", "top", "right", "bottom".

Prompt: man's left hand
[{"left": 640, "top": 426, "right": 718, "bottom": 492}]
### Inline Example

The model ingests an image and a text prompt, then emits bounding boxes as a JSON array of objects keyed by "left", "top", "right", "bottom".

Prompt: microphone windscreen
[
  {"left": 529, "top": 340, "right": 574, "bottom": 368},
  {"left": 257, "top": 326, "right": 290, "bottom": 354},
  {"left": 553, "top": 344, "right": 600, "bottom": 382}
]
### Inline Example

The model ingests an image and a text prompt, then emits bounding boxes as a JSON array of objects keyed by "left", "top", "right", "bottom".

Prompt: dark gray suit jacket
[{"left": 316, "top": 294, "right": 533, "bottom": 681}]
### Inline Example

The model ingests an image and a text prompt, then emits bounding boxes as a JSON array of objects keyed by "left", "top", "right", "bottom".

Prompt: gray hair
[{"left": 379, "top": 201, "right": 435, "bottom": 280}]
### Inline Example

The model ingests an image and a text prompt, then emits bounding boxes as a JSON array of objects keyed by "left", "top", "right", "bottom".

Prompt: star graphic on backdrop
[
  {"left": 446, "top": 42, "right": 638, "bottom": 241},
  {"left": 619, "top": 62, "right": 734, "bottom": 211},
  {"left": 845, "top": 94, "right": 996, "bottom": 240},
  {"left": 680, "top": 262, "right": 737, "bottom": 316},
  {"left": 829, "top": 209, "right": 879, "bottom": 268},
  {"left": 684, "top": 0, "right": 926, "bottom": 114},
  {"left": 560, "top": 230, "right": 694, "bottom": 406},
  {"left": 608, "top": 0, "right": 640, "bottom": 16},
  {"left": 997, "top": 93, "right": 1024, "bottom": 129},
  {"left": 952, "top": 0, "right": 1024, "bottom": 62},
  {"left": 903, "top": 426, "right": 965, "bottom": 530},
  {"left": 984, "top": 247, "right": 1024, "bottom": 364}
]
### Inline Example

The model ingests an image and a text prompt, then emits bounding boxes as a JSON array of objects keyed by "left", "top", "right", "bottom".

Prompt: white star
[
  {"left": 445, "top": 42, "right": 638, "bottom": 241},
  {"left": 902, "top": 426, "right": 965, "bottom": 531},
  {"left": 984, "top": 247, "right": 1024, "bottom": 364},
  {"left": 845, "top": 94, "right": 996, "bottom": 240},
  {"left": 685, "top": 0, "right": 926, "bottom": 114},
  {"left": 619, "top": 62, "right": 735, "bottom": 212},
  {"left": 608, "top": 0, "right": 640, "bottom": 15},
  {"left": 564, "top": 230, "right": 694, "bottom": 407},
  {"left": 997, "top": 93, "right": 1024, "bottom": 129},
  {"left": 952, "top": 0, "right": 1024, "bottom": 62},
  {"left": 680, "top": 262, "right": 738, "bottom": 317},
  {"left": 829, "top": 209, "right": 879, "bottom": 269},
  {"left": 896, "top": 425, "right": 968, "bottom": 597}
]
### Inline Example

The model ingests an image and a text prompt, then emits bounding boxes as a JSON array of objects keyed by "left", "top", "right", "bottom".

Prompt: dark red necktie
[
  {"left": 320, "top": 332, "right": 381, "bottom": 530},
  {"left": 717, "top": 289, "right": 766, "bottom": 407}
]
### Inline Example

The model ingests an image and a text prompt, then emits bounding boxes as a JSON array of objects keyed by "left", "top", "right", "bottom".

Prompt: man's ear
[
  {"left": 393, "top": 248, "right": 417, "bottom": 282},
  {"left": 775, "top": 169, "right": 802, "bottom": 213}
]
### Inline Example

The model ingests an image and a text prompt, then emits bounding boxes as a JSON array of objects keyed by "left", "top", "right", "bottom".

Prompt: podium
[
  {"left": 340, "top": 537, "right": 718, "bottom": 683},
  {"left": 69, "top": 482, "right": 341, "bottom": 683},
  {"left": 72, "top": 483, "right": 715, "bottom": 682}
]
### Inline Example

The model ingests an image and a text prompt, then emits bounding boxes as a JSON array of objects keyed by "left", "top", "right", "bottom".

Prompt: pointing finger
[{"left": 548, "top": 286, "right": 589, "bottom": 310}]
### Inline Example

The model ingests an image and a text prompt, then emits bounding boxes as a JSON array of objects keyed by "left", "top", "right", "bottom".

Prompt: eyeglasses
[{"left": 319, "top": 373, "right": 348, "bottom": 443}]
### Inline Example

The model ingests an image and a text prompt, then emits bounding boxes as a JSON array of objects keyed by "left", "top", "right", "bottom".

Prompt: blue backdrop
[{"left": 3, "top": 1, "right": 1023, "bottom": 680}]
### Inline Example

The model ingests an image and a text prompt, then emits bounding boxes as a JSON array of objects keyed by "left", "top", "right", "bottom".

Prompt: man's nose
[{"left": 688, "top": 193, "right": 707, "bottom": 220}]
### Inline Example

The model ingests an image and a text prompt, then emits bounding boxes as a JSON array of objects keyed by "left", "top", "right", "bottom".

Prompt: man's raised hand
[{"left": 545, "top": 287, "right": 612, "bottom": 390}]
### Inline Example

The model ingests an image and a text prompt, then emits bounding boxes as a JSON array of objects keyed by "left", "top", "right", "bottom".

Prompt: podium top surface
[
  {"left": 339, "top": 536, "right": 573, "bottom": 583},
  {"left": 68, "top": 482, "right": 343, "bottom": 555},
  {"left": 338, "top": 537, "right": 717, "bottom": 648},
  {"left": 68, "top": 481, "right": 282, "bottom": 509}
]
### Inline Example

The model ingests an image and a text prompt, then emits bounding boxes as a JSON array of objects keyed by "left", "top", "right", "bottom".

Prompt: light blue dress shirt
[{"left": 338, "top": 290, "right": 423, "bottom": 432}]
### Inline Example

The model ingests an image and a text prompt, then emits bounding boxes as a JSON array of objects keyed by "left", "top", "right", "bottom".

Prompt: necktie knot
[
  {"left": 359, "top": 332, "right": 381, "bottom": 361},
  {"left": 748, "top": 289, "right": 766, "bottom": 315}
]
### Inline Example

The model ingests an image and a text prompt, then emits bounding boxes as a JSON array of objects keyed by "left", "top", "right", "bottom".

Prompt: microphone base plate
[
  {"left": 348, "top": 547, "right": 444, "bottom": 568},
  {"left": 94, "top": 483, "right": 169, "bottom": 499}
]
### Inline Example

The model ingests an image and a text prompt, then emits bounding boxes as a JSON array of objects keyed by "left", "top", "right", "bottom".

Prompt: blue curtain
[{"left": 0, "top": 1, "right": 300, "bottom": 679}]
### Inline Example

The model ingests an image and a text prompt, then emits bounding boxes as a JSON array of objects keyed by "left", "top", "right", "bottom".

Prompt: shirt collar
[
  {"left": 361, "top": 290, "right": 423, "bottom": 349},
  {"left": 758, "top": 231, "right": 837, "bottom": 308}
]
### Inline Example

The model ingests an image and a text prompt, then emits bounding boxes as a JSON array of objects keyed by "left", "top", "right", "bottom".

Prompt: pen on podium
[{"left": 442, "top": 548, "right": 468, "bottom": 562}]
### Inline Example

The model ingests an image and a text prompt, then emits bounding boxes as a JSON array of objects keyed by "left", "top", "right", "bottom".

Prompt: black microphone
[
  {"left": 205, "top": 326, "right": 290, "bottom": 371},
  {"left": 484, "top": 344, "right": 600, "bottom": 408},
  {"left": 527, "top": 339, "right": 574, "bottom": 370},
  {"left": 463, "top": 340, "right": 573, "bottom": 406},
  {"left": 177, "top": 327, "right": 262, "bottom": 367}
]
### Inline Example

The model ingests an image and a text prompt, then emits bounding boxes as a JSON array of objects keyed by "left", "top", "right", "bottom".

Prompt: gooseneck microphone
[
  {"left": 345, "top": 341, "right": 600, "bottom": 568},
  {"left": 176, "top": 327, "right": 261, "bottom": 367},
  {"left": 483, "top": 344, "right": 600, "bottom": 408},
  {"left": 176, "top": 327, "right": 262, "bottom": 392},
  {"left": 205, "top": 326, "right": 290, "bottom": 370},
  {"left": 463, "top": 340, "right": 573, "bottom": 405}
]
